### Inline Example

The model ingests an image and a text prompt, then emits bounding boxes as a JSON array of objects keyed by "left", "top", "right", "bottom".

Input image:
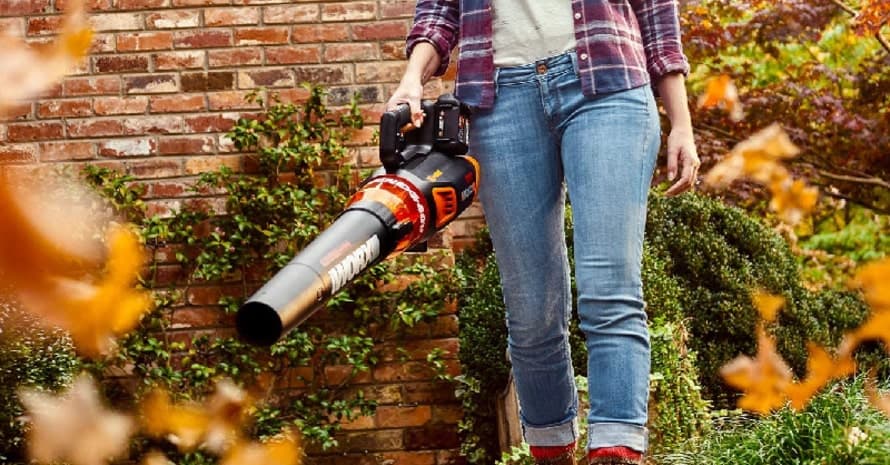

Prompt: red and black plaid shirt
[{"left": 407, "top": 0, "right": 690, "bottom": 109}]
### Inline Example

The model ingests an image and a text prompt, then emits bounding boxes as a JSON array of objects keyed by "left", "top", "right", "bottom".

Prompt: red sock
[
  {"left": 587, "top": 446, "right": 643, "bottom": 461},
  {"left": 529, "top": 442, "right": 575, "bottom": 459}
]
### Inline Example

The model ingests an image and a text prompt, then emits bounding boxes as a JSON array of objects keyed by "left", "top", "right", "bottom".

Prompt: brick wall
[{"left": 0, "top": 1, "right": 486, "bottom": 463}]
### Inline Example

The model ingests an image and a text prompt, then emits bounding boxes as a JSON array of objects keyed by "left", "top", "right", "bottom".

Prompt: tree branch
[
  {"left": 815, "top": 169, "right": 890, "bottom": 190},
  {"left": 830, "top": 0, "right": 890, "bottom": 55}
]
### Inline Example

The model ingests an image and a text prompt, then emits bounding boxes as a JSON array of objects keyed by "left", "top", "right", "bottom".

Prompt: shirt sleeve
[
  {"left": 406, "top": 0, "right": 460, "bottom": 77},
  {"left": 630, "top": 0, "right": 690, "bottom": 82}
]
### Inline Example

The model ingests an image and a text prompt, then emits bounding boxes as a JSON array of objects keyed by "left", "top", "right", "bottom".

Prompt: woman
[{"left": 387, "top": 1, "right": 699, "bottom": 464}]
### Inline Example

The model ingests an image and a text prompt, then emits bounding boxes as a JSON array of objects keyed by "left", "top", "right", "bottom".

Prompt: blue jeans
[{"left": 468, "top": 52, "right": 660, "bottom": 452}]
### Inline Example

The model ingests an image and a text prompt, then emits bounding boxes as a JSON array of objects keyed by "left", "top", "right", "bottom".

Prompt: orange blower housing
[{"left": 236, "top": 94, "right": 478, "bottom": 346}]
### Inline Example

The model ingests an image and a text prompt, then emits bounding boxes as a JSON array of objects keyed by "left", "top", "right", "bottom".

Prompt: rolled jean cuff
[
  {"left": 587, "top": 423, "right": 648, "bottom": 453},
  {"left": 523, "top": 418, "right": 579, "bottom": 446}
]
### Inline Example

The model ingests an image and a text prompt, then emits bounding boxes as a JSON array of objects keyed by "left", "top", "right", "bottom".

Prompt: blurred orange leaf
[
  {"left": 221, "top": 433, "right": 303, "bottom": 465},
  {"left": 785, "top": 343, "right": 856, "bottom": 410},
  {"left": 753, "top": 290, "right": 784, "bottom": 323},
  {"left": 720, "top": 325, "right": 794, "bottom": 415},
  {"left": 19, "top": 373, "right": 134, "bottom": 465},
  {"left": 704, "top": 124, "right": 816, "bottom": 225},
  {"left": 697, "top": 74, "right": 744, "bottom": 122},
  {"left": 141, "top": 379, "right": 251, "bottom": 453},
  {"left": 0, "top": 171, "right": 152, "bottom": 356},
  {"left": 848, "top": 258, "right": 890, "bottom": 311},
  {"left": 768, "top": 178, "right": 820, "bottom": 226},
  {"left": 0, "top": 0, "right": 92, "bottom": 115}
]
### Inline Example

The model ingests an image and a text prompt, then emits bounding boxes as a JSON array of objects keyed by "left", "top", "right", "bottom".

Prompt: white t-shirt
[{"left": 491, "top": 0, "right": 578, "bottom": 67}]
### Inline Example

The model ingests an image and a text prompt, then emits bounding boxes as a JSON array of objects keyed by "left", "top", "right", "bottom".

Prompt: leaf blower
[{"left": 235, "top": 94, "right": 479, "bottom": 346}]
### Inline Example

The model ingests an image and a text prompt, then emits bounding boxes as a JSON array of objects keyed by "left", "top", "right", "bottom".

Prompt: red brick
[
  {"left": 171, "top": 307, "right": 232, "bottom": 328},
  {"left": 380, "top": 41, "right": 407, "bottom": 60},
  {"left": 356, "top": 62, "right": 406, "bottom": 83},
  {"left": 55, "top": 0, "right": 110, "bottom": 10},
  {"left": 293, "top": 65, "right": 353, "bottom": 85},
  {"left": 90, "top": 33, "right": 116, "bottom": 53},
  {"left": 0, "top": 143, "right": 38, "bottom": 164},
  {"left": 171, "top": 0, "right": 227, "bottom": 5},
  {"left": 99, "top": 137, "right": 158, "bottom": 157},
  {"left": 7, "top": 122, "right": 64, "bottom": 142},
  {"left": 352, "top": 20, "right": 408, "bottom": 40},
  {"left": 26, "top": 16, "right": 64, "bottom": 36},
  {"left": 208, "top": 48, "right": 261, "bottom": 67},
  {"left": 432, "top": 405, "right": 463, "bottom": 424},
  {"left": 325, "top": 43, "right": 379, "bottom": 63},
  {"left": 144, "top": 180, "right": 189, "bottom": 198},
  {"left": 174, "top": 30, "right": 232, "bottom": 49},
  {"left": 181, "top": 72, "right": 234, "bottom": 92},
  {"left": 237, "top": 69, "right": 293, "bottom": 89},
  {"left": 184, "top": 155, "right": 240, "bottom": 174},
  {"left": 0, "top": 0, "right": 51, "bottom": 16},
  {"left": 405, "top": 425, "right": 460, "bottom": 450},
  {"left": 234, "top": 27, "right": 289, "bottom": 45},
  {"left": 152, "top": 50, "right": 205, "bottom": 70},
  {"left": 150, "top": 95, "right": 205, "bottom": 113},
  {"left": 205, "top": 7, "right": 260, "bottom": 26},
  {"left": 186, "top": 284, "right": 242, "bottom": 306},
  {"left": 89, "top": 13, "right": 141, "bottom": 32},
  {"left": 39, "top": 141, "right": 95, "bottom": 161},
  {"left": 265, "top": 45, "right": 321, "bottom": 65},
  {"left": 380, "top": 0, "right": 415, "bottom": 19},
  {"left": 94, "top": 55, "right": 151, "bottom": 73},
  {"left": 122, "top": 115, "right": 185, "bottom": 134},
  {"left": 129, "top": 158, "right": 182, "bottom": 178},
  {"left": 291, "top": 24, "right": 350, "bottom": 43},
  {"left": 117, "top": 32, "right": 174, "bottom": 51},
  {"left": 63, "top": 76, "right": 121, "bottom": 96},
  {"left": 208, "top": 91, "right": 261, "bottom": 111},
  {"left": 158, "top": 136, "right": 215, "bottom": 155},
  {"left": 378, "top": 452, "right": 436, "bottom": 465},
  {"left": 67, "top": 119, "right": 124, "bottom": 138},
  {"left": 373, "top": 361, "right": 436, "bottom": 382},
  {"left": 146, "top": 10, "right": 199, "bottom": 29},
  {"left": 113, "top": 0, "right": 168, "bottom": 10},
  {"left": 124, "top": 74, "right": 178, "bottom": 94},
  {"left": 36, "top": 99, "right": 92, "bottom": 118},
  {"left": 1, "top": 102, "right": 33, "bottom": 121},
  {"left": 94, "top": 96, "right": 148, "bottom": 115},
  {"left": 322, "top": 2, "right": 377, "bottom": 22},
  {"left": 184, "top": 114, "right": 238, "bottom": 133},
  {"left": 376, "top": 405, "right": 432, "bottom": 428},
  {"left": 263, "top": 4, "right": 317, "bottom": 24}
]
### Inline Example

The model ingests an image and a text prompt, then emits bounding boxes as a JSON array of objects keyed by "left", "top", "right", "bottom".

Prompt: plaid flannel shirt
[{"left": 406, "top": 0, "right": 690, "bottom": 109}]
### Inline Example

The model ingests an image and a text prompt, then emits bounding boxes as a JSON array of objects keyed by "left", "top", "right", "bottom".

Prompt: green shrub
[
  {"left": 644, "top": 193, "right": 872, "bottom": 406},
  {"left": 0, "top": 301, "right": 79, "bottom": 463},
  {"left": 656, "top": 377, "right": 890, "bottom": 465}
]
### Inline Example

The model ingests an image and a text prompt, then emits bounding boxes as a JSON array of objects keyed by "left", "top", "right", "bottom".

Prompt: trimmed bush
[
  {"left": 0, "top": 301, "right": 79, "bottom": 463},
  {"left": 644, "top": 193, "right": 872, "bottom": 406}
]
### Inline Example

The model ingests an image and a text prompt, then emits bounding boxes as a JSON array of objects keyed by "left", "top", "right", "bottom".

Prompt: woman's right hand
[
  {"left": 385, "top": 41, "right": 440, "bottom": 128},
  {"left": 386, "top": 77, "right": 425, "bottom": 129}
]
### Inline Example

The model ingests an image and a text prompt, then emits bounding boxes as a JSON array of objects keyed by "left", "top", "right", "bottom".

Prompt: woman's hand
[
  {"left": 385, "top": 41, "right": 440, "bottom": 128},
  {"left": 386, "top": 77, "right": 425, "bottom": 128},
  {"left": 663, "top": 126, "right": 700, "bottom": 197},
  {"left": 656, "top": 73, "right": 700, "bottom": 197}
]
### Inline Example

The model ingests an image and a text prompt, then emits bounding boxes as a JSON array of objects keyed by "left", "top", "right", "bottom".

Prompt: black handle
[{"left": 380, "top": 104, "right": 413, "bottom": 173}]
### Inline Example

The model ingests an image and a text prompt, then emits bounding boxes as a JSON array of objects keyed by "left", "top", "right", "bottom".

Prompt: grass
[{"left": 654, "top": 377, "right": 890, "bottom": 465}]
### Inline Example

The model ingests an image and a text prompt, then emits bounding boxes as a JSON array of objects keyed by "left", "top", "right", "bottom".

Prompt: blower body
[{"left": 236, "top": 94, "right": 479, "bottom": 346}]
